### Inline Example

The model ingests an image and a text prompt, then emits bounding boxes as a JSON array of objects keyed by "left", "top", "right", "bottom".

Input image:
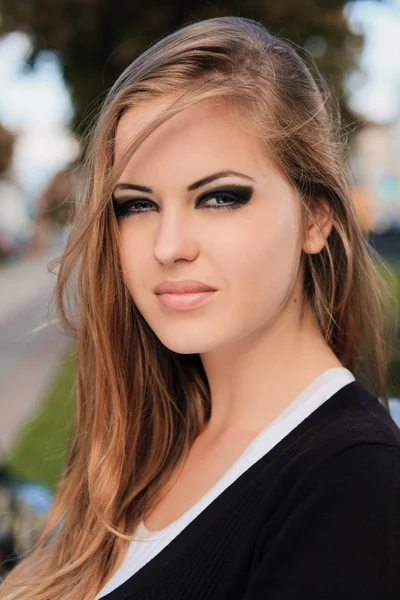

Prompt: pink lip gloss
[{"left": 156, "top": 290, "right": 217, "bottom": 310}]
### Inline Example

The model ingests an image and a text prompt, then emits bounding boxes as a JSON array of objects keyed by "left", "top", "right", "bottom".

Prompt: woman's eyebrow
[
  {"left": 187, "top": 170, "right": 256, "bottom": 191},
  {"left": 113, "top": 170, "right": 256, "bottom": 195},
  {"left": 114, "top": 183, "right": 152, "bottom": 194}
]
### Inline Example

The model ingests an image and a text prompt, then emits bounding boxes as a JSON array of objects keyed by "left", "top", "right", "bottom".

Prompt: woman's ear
[{"left": 302, "top": 198, "right": 333, "bottom": 255}]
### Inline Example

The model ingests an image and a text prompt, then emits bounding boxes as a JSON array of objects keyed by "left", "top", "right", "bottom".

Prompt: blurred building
[{"left": 349, "top": 117, "right": 400, "bottom": 233}]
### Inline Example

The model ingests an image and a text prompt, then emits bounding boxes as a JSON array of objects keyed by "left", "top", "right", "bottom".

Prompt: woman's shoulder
[
  {"left": 318, "top": 379, "right": 400, "bottom": 494},
  {"left": 255, "top": 381, "right": 400, "bottom": 531},
  {"left": 261, "top": 379, "right": 400, "bottom": 500},
  {"left": 350, "top": 379, "right": 400, "bottom": 442},
  {"left": 308, "top": 379, "right": 400, "bottom": 454}
]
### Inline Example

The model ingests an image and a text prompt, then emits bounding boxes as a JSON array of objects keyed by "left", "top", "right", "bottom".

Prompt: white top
[{"left": 96, "top": 366, "right": 355, "bottom": 598}]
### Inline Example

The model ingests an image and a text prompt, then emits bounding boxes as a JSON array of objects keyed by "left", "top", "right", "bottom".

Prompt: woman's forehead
[{"left": 113, "top": 96, "right": 264, "bottom": 172}]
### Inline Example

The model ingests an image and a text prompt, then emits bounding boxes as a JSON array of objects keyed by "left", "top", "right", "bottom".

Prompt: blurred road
[{"left": 0, "top": 230, "right": 71, "bottom": 455}]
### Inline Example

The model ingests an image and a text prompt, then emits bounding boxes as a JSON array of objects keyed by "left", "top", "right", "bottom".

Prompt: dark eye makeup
[{"left": 112, "top": 184, "right": 254, "bottom": 219}]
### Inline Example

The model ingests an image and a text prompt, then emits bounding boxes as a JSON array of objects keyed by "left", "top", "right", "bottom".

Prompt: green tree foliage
[{"left": 0, "top": 0, "right": 364, "bottom": 135}]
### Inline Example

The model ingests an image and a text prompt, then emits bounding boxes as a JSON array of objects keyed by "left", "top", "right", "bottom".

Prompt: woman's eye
[
  {"left": 113, "top": 199, "right": 155, "bottom": 218},
  {"left": 113, "top": 186, "right": 253, "bottom": 218},
  {"left": 198, "top": 191, "right": 244, "bottom": 210}
]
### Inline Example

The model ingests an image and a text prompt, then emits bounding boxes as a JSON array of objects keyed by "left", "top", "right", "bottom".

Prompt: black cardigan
[{"left": 101, "top": 380, "right": 400, "bottom": 600}]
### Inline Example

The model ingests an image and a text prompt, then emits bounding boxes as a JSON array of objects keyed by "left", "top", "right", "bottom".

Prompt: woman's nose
[{"left": 153, "top": 213, "right": 199, "bottom": 266}]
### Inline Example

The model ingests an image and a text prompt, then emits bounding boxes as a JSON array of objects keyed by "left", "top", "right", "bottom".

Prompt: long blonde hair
[{"left": 1, "top": 15, "right": 398, "bottom": 599}]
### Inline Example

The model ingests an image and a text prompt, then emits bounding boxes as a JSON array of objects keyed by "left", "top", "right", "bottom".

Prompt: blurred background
[{"left": 0, "top": 0, "right": 400, "bottom": 576}]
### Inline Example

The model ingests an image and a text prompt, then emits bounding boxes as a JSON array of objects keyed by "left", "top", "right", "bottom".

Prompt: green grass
[
  {"left": 2, "top": 261, "right": 400, "bottom": 490},
  {"left": 4, "top": 347, "right": 77, "bottom": 491}
]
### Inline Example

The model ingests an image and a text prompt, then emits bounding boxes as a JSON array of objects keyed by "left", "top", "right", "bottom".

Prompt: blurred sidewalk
[{"left": 0, "top": 230, "right": 71, "bottom": 455}]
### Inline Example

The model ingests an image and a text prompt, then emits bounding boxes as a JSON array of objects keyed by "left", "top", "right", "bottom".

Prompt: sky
[
  {"left": 345, "top": 0, "right": 400, "bottom": 121},
  {"left": 0, "top": 0, "right": 400, "bottom": 203},
  {"left": 0, "top": 34, "right": 79, "bottom": 203}
]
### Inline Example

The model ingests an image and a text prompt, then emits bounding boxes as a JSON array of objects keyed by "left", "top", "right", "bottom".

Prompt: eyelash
[{"left": 113, "top": 186, "right": 254, "bottom": 218}]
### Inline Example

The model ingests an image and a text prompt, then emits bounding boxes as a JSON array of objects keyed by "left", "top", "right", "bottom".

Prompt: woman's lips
[{"left": 156, "top": 290, "right": 218, "bottom": 310}]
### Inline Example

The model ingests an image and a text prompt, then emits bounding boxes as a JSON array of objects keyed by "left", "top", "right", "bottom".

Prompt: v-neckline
[
  {"left": 100, "top": 379, "right": 361, "bottom": 599},
  {"left": 139, "top": 367, "right": 353, "bottom": 536}
]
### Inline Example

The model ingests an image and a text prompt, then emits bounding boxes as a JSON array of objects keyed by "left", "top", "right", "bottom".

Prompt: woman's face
[{"left": 113, "top": 96, "right": 304, "bottom": 354}]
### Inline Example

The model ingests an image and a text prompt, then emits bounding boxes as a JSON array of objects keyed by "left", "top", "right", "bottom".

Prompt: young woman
[{"left": 1, "top": 15, "right": 400, "bottom": 600}]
